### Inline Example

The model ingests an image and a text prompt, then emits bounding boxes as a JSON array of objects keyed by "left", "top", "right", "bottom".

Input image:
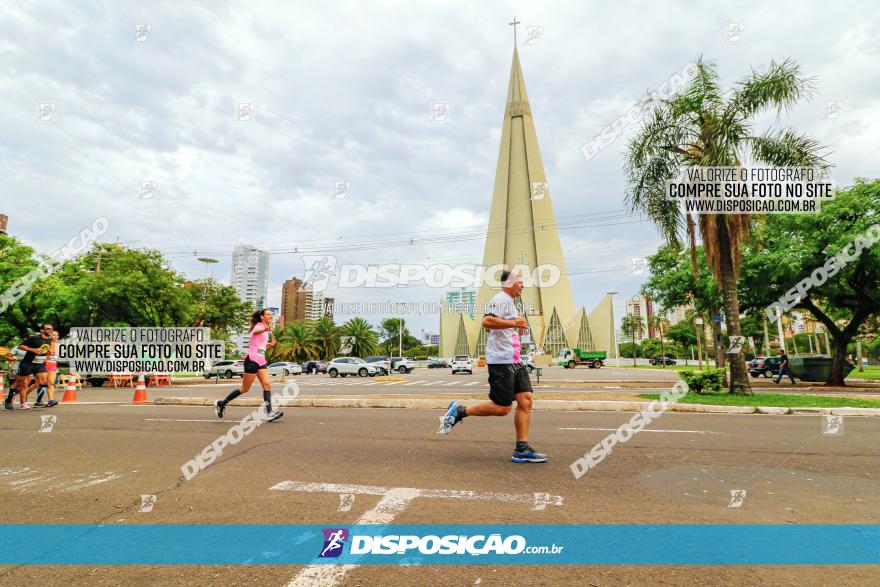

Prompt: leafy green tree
[
  {"left": 340, "top": 317, "right": 378, "bottom": 358},
  {"left": 46, "top": 244, "right": 193, "bottom": 329},
  {"left": 626, "top": 57, "right": 829, "bottom": 393},
  {"left": 271, "top": 321, "right": 318, "bottom": 362},
  {"left": 620, "top": 314, "right": 643, "bottom": 366},
  {"left": 667, "top": 320, "right": 697, "bottom": 348},
  {"left": 379, "top": 318, "right": 419, "bottom": 355},
  {"left": 641, "top": 244, "right": 724, "bottom": 368},
  {"left": 187, "top": 279, "right": 251, "bottom": 336},
  {"left": 738, "top": 179, "right": 880, "bottom": 384},
  {"left": 311, "top": 316, "right": 340, "bottom": 360},
  {"left": 0, "top": 234, "right": 52, "bottom": 340}
]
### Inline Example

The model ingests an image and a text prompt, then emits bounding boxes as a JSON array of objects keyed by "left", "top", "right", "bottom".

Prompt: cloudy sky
[{"left": 3, "top": 0, "right": 878, "bottom": 336}]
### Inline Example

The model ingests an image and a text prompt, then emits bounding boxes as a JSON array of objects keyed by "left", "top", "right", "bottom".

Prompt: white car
[
  {"left": 451, "top": 355, "right": 473, "bottom": 375},
  {"left": 268, "top": 362, "right": 302, "bottom": 376},
  {"left": 204, "top": 360, "right": 245, "bottom": 379},
  {"left": 327, "top": 357, "right": 378, "bottom": 378}
]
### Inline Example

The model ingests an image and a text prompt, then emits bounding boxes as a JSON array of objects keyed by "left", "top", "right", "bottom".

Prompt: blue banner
[{"left": 0, "top": 524, "right": 876, "bottom": 565}]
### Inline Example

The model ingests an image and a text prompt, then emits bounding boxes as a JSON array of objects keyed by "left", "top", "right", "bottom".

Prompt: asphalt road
[{"left": 1, "top": 400, "right": 877, "bottom": 586}]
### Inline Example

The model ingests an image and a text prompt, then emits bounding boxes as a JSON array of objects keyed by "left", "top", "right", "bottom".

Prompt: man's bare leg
[{"left": 513, "top": 392, "right": 532, "bottom": 443}]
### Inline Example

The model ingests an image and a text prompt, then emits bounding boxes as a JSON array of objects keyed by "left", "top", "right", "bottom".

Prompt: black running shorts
[
  {"left": 487, "top": 363, "right": 533, "bottom": 407},
  {"left": 243, "top": 357, "right": 267, "bottom": 374},
  {"left": 17, "top": 362, "right": 47, "bottom": 377}
]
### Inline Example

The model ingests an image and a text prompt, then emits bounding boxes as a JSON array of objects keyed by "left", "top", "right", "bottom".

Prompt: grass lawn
[
  {"left": 638, "top": 392, "right": 880, "bottom": 408},
  {"left": 845, "top": 366, "right": 880, "bottom": 380}
]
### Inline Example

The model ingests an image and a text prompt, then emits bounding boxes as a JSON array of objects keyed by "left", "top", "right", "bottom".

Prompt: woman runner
[{"left": 214, "top": 309, "right": 283, "bottom": 422}]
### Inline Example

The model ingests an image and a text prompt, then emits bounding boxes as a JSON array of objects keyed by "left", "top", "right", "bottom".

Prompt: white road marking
[
  {"left": 559, "top": 427, "right": 719, "bottom": 434},
  {"left": 0, "top": 467, "right": 122, "bottom": 492},
  {"left": 464, "top": 381, "right": 480, "bottom": 386},
  {"left": 145, "top": 418, "right": 220, "bottom": 422},
  {"left": 273, "top": 480, "right": 563, "bottom": 587},
  {"left": 402, "top": 381, "right": 428, "bottom": 386}
]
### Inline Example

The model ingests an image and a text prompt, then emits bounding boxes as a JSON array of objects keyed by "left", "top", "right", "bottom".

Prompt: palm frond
[
  {"left": 726, "top": 58, "right": 817, "bottom": 121},
  {"left": 746, "top": 128, "right": 832, "bottom": 169}
]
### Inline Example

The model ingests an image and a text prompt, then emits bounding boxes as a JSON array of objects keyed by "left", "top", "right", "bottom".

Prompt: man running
[
  {"left": 437, "top": 269, "right": 547, "bottom": 463},
  {"left": 5, "top": 325, "right": 53, "bottom": 410}
]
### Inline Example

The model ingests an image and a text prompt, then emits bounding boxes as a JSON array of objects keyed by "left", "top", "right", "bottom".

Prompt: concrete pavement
[{"left": 1, "top": 400, "right": 878, "bottom": 585}]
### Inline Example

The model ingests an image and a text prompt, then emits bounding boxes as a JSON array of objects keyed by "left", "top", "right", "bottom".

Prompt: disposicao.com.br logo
[{"left": 318, "top": 529, "right": 563, "bottom": 557}]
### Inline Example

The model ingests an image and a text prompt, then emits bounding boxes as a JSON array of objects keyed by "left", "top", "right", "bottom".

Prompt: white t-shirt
[{"left": 484, "top": 291, "right": 522, "bottom": 365}]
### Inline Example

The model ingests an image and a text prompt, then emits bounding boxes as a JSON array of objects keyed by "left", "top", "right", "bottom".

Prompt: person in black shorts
[
  {"left": 5, "top": 325, "right": 53, "bottom": 410},
  {"left": 213, "top": 309, "right": 282, "bottom": 421},
  {"left": 437, "top": 270, "right": 547, "bottom": 463}
]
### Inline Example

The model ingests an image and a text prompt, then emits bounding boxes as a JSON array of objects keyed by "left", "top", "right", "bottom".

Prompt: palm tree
[
  {"left": 340, "top": 317, "right": 378, "bottom": 358},
  {"left": 648, "top": 313, "right": 670, "bottom": 367},
  {"left": 271, "top": 321, "right": 318, "bottom": 363},
  {"left": 620, "top": 314, "right": 643, "bottom": 367},
  {"left": 625, "top": 57, "right": 829, "bottom": 394},
  {"left": 311, "top": 316, "right": 340, "bottom": 360}
]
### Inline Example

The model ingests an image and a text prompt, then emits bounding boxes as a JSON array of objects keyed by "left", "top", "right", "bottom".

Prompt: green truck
[{"left": 556, "top": 348, "right": 606, "bottom": 369}]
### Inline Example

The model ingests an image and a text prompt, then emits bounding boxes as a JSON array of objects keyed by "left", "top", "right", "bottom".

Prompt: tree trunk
[
  {"left": 830, "top": 338, "right": 850, "bottom": 386},
  {"left": 711, "top": 307, "right": 726, "bottom": 370},
  {"left": 716, "top": 218, "right": 752, "bottom": 395},
  {"left": 800, "top": 298, "right": 869, "bottom": 386}
]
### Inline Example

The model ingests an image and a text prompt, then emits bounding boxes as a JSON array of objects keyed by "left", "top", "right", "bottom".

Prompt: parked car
[
  {"left": 451, "top": 355, "right": 473, "bottom": 375},
  {"left": 365, "top": 356, "right": 414, "bottom": 374},
  {"left": 365, "top": 356, "right": 392, "bottom": 375},
  {"left": 749, "top": 356, "right": 783, "bottom": 378},
  {"left": 649, "top": 356, "right": 677, "bottom": 366},
  {"left": 268, "top": 362, "right": 302, "bottom": 376},
  {"left": 427, "top": 358, "right": 450, "bottom": 369},
  {"left": 327, "top": 357, "right": 378, "bottom": 378},
  {"left": 204, "top": 360, "right": 245, "bottom": 379},
  {"left": 389, "top": 356, "right": 414, "bottom": 374}
]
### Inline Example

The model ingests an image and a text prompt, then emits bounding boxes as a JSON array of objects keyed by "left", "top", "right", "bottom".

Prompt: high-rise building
[
  {"left": 281, "top": 277, "right": 309, "bottom": 323},
  {"left": 306, "top": 289, "right": 328, "bottom": 321},
  {"left": 0, "top": 214, "right": 8, "bottom": 235},
  {"left": 230, "top": 245, "right": 269, "bottom": 309},
  {"left": 625, "top": 294, "right": 654, "bottom": 342},
  {"left": 446, "top": 288, "right": 477, "bottom": 319},
  {"left": 665, "top": 303, "right": 691, "bottom": 326},
  {"left": 281, "top": 278, "right": 333, "bottom": 323}
]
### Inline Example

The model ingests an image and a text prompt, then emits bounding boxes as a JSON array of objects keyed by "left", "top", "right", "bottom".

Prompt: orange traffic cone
[
  {"left": 62, "top": 374, "right": 78, "bottom": 402},
  {"left": 132, "top": 373, "right": 148, "bottom": 404},
  {"left": 0, "top": 374, "right": 5, "bottom": 397}
]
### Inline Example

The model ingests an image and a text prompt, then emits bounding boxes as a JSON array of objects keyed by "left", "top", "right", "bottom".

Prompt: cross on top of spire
[{"left": 509, "top": 17, "right": 521, "bottom": 46}]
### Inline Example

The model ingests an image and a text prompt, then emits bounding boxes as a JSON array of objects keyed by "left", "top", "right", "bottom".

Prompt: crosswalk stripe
[{"left": 464, "top": 381, "right": 480, "bottom": 386}]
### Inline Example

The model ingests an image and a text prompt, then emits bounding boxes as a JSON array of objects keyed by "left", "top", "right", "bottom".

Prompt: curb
[{"left": 153, "top": 397, "right": 880, "bottom": 416}]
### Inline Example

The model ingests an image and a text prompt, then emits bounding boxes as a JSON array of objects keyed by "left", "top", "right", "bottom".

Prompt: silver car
[
  {"left": 327, "top": 357, "right": 378, "bottom": 378},
  {"left": 268, "top": 362, "right": 303, "bottom": 376},
  {"left": 204, "top": 360, "right": 245, "bottom": 379}
]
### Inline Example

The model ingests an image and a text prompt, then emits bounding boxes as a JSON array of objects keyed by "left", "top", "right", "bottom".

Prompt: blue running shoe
[
  {"left": 511, "top": 446, "right": 548, "bottom": 463},
  {"left": 437, "top": 401, "right": 461, "bottom": 434}
]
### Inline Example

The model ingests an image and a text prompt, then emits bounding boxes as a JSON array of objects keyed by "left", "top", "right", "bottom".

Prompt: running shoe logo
[
  {"left": 319, "top": 528, "right": 348, "bottom": 558},
  {"left": 302, "top": 255, "right": 337, "bottom": 293}
]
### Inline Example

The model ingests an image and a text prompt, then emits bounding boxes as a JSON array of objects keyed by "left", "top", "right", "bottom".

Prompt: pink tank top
[{"left": 247, "top": 328, "right": 269, "bottom": 365}]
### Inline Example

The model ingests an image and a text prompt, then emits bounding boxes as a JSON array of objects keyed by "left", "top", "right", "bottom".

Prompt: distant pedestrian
[
  {"left": 7, "top": 324, "right": 53, "bottom": 410},
  {"left": 35, "top": 330, "right": 59, "bottom": 407},
  {"left": 774, "top": 349, "right": 796, "bottom": 384}
]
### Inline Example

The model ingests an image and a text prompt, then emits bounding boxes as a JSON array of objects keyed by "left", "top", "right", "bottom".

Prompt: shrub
[{"left": 680, "top": 367, "right": 725, "bottom": 394}]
